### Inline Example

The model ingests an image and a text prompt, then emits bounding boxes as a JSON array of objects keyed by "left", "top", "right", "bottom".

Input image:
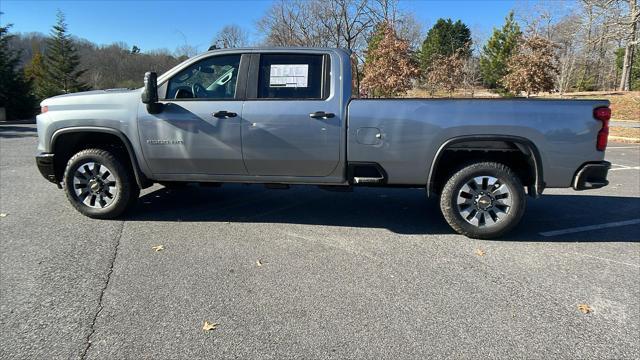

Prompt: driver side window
[{"left": 167, "top": 54, "right": 241, "bottom": 100}]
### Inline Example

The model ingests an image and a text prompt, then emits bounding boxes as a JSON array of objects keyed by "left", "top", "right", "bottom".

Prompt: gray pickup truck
[{"left": 36, "top": 48, "right": 612, "bottom": 238}]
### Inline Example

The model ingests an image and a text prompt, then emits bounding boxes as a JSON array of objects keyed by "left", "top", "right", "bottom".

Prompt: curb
[
  {"left": 609, "top": 135, "right": 640, "bottom": 144},
  {"left": 611, "top": 119, "right": 640, "bottom": 123}
]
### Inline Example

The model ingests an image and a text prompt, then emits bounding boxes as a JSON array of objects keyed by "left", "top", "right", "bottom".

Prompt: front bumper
[
  {"left": 572, "top": 161, "right": 611, "bottom": 190},
  {"left": 36, "top": 153, "right": 58, "bottom": 185}
]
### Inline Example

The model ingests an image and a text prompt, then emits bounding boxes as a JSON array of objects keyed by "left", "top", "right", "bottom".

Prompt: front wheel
[
  {"left": 439, "top": 162, "right": 526, "bottom": 239},
  {"left": 63, "top": 148, "right": 139, "bottom": 219}
]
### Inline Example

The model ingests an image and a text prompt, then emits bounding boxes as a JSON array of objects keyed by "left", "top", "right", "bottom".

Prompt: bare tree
[
  {"left": 174, "top": 30, "right": 198, "bottom": 58},
  {"left": 618, "top": 0, "right": 639, "bottom": 90},
  {"left": 516, "top": 0, "right": 568, "bottom": 37},
  {"left": 214, "top": 24, "right": 248, "bottom": 48},
  {"left": 174, "top": 43, "right": 198, "bottom": 58},
  {"left": 369, "top": 0, "right": 398, "bottom": 23},
  {"left": 396, "top": 14, "right": 424, "bottom": 50},
  {"left": 257, "top": 0, "right": 422, "bottom": 58},
  {"left": 515, "top": 0, "right": 635, "bottom": 91},
  {"left": 462, "top": 56, "right": 482, "bottom": 97},
  {"left": 551, "top": 14, "right": 582, "bottom": 93},
  {"left": 256, "top": 0, "right": 332, "bottom": 47},
  {"left": 315, "top": 0, "right": 376, "bottom": 59},
  {"left": 368, "top": 0, "right": 423, "bottom": 49},
  {"left": 572, "top": 0, "right": 637, "bottom": 90}
]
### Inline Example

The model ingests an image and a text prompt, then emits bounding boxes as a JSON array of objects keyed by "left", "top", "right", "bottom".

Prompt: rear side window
[{"left": 257, "top": 54, "right": 326, "bottom": 99}]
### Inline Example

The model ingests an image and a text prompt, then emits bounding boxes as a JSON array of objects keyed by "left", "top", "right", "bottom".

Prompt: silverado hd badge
[{"left": 146, "top": 139, "right": 184, "bottom": 145}]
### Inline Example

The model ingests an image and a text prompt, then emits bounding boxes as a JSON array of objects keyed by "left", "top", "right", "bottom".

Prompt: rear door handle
[
  {"left": 213, "top": 111, "right": 237, "bottom": 118},
  {"left": 309, "top": 111, "right": 335, "bottom": 119}
]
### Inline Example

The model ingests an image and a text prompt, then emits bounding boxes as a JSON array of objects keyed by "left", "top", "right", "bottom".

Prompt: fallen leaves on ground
[
  {"left": 578, "top": 304, "right": 593, "bottom": 314},
  {"left": 152, "top": 245, "right": 165, "bottom": 252},
  {"left": 202, "top": 321, "right": 219, "bottom": 331},
  {"left": 475, "top": 249, "right": 486, "bottom": 256}
]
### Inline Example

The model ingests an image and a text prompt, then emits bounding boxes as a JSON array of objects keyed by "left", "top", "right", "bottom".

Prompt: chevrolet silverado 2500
[{"left": 35, "top": 48, "right": 612, "bottom": 239}]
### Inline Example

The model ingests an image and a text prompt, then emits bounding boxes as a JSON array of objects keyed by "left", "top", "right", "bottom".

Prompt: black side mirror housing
[
  {"left": 141, "top": 71, "right": 158, "bottom": 103},
  {"left": 141, "top": 71, "right": 162, "bottom": 114}
]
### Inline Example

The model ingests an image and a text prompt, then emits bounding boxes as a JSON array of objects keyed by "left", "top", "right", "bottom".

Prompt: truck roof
[{"left": 204, "top": 46, "right": 351, "bottom": 55}]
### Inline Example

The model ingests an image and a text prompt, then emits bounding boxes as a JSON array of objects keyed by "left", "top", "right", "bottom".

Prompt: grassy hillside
[{"left": 539, "top": 91, "right": 639, "bottom": 121}]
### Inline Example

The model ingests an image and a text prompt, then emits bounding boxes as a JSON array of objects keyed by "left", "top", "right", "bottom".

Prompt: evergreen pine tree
[
  {"left": 419, "top": 19, "right": 471, "bottom": 73},
  {"left": 44, "top": 10, "right": 87, "bottom": 96},
  {"left": 24, "top": 47, "right": 49, "bottom": 100},
  {"left": 479, "top": 11, "right": 522, "bottom": 89},
  {"left": 0, "top": 21, "right": 37, "bottom": 120},
  {"left": 364, "top": 23, "right": 386, "bottom": 65}
]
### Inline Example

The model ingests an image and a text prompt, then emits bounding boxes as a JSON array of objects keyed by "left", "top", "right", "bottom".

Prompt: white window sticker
[{"left": 269, "top": 64, "right": 308, "bottom": 88}]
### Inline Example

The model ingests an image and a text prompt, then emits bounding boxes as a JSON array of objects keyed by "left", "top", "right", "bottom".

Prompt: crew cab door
[
  {"left": 138, "top": 53, "right": 247, "bottom": 175},
  {"left": 241, "top": 53, "right": 341, "bottom": 177}
]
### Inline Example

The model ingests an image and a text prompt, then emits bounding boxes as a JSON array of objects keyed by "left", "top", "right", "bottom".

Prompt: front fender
[{"left": 50, "top": 127, "right": 152, "bottom": 189}]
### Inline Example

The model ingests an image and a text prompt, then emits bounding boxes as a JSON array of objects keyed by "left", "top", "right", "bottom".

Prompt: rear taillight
[
  {"left": 40, "top": 106, "right": 48, "bottom": 114},
  {"left": 593, "top": 107, "right": 611, "bottom": 151}
]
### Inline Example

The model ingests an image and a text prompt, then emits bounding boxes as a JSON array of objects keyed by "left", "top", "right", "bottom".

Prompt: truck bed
[{"left": 347, "top": 98, "right": 609, "bottom": 187}]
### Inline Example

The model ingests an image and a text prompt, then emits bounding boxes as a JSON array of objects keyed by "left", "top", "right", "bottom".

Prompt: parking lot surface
[{"left": 1, "top": 124, "right": 639, "bottom": 359}]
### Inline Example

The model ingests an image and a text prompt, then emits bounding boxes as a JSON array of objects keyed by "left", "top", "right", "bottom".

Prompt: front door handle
[
  {"left": 213, "top": 111, "right": 237, "bottom": 118},
  {"left": 309, "top": 111, "right": 335, "bottom": 119}
]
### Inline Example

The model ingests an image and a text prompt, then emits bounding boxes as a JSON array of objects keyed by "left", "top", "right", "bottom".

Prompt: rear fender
[{"left": 427, "top": 135, "right": 544, "bottom": 197}]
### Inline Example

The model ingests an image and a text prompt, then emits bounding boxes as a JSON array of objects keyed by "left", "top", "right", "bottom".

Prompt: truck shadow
[{"left": 126, "top": 184, "right": 640, "bottom": 242}]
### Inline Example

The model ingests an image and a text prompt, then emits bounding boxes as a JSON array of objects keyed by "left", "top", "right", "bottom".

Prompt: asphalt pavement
[{"left": 1, "top": 124, "right": 639, "bottom": 359}]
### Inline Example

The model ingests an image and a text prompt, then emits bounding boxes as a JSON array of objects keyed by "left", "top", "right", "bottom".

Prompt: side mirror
[
  {"left": 141, "top": 71, "right": 162, "bottom": 114},
  {"left": 141, "top": 72, "right": 158, "bottom": 104}
]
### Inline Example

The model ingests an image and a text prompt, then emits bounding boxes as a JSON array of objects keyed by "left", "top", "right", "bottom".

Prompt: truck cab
[{"left": 138, "top": 49, "right": 349, "bottom": 184}]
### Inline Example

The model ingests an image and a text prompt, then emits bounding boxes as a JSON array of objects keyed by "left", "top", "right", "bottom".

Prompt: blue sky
[{"left": 1, "top": 0, "right": 517, "bottom": 53}]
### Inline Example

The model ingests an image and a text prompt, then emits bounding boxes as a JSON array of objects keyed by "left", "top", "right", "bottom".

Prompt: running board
[
  {"left": 348, "top": 162, "right": 388, "bottom": 185},
  {"left": 353, "top": 176, "right": 385, "bottom": 184}
]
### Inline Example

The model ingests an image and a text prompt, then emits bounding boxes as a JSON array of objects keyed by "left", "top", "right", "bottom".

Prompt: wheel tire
[
  {"left": 63, "top": 148, "right": 139, "bottom": 219},
  {"left": 439, "top": 162, "right": 526, "bottom": 239}
]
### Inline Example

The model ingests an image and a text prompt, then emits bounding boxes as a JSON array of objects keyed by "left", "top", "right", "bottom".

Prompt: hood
[{"left": 41, "top": 88, "right": 142, "bottom": 107}]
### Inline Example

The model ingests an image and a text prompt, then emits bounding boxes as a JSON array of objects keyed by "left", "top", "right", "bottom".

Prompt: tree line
[
  {"left": 256, "top": 0, "right": 638, "bottom": 97},
  {"left": 0, "top": 0, "right": 638, "bottom": 120},
  {"left": 1, "top": 11, "right": 184, "bottom": 120}
]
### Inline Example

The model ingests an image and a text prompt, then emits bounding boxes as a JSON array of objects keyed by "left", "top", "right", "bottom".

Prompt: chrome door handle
[
  {"left": 213, "top": 111, "right": 237, "bottom": 118},
  {"left": 309, "top": 111, "right": 335, "bottom": 119}
]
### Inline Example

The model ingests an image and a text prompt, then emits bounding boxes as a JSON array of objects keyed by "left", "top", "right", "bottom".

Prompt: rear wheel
[
  {"left": 439, "top": 162, "right": 525, "bottom": 239},
  {"left": 63, "top": 148, "right": 139, "bottom": 219}
]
